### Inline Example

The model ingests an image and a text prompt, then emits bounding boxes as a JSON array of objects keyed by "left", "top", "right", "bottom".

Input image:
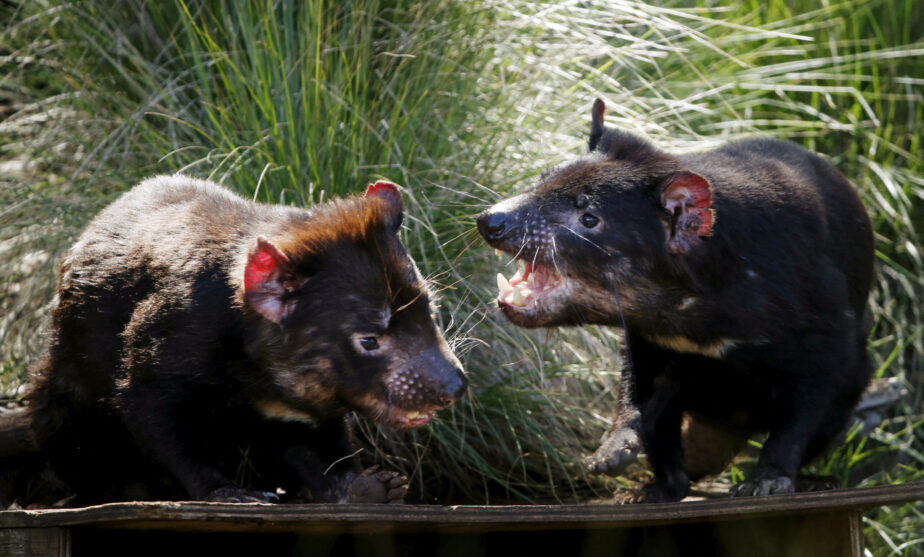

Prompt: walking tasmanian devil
[
  {"left": 477, "top": 99, "right": 874, "bottom": 502},
  {"left": 28, "top": 175, "right": 467, "bottom": 505}
]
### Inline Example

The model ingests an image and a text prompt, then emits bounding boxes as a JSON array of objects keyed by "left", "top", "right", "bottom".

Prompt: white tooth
[
  {"left": 517, "top": 259, "right": 527, "bottom": 274},
  {"left": 406, "top": 411, "right": 420, "bottom": 419},
  {"left": 512, "top": 285, "right": 525, "bottom": 306},
  {"left": 495, "top": 248, "right": 504, "bottom": 257},
  {"left": 497, "top": 273, "right": 512, "bottom": 295}
]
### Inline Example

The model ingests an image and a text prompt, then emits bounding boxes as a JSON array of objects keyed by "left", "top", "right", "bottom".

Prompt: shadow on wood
[{"left": 0, "top": 483, "right": 920, "bottom": 557}]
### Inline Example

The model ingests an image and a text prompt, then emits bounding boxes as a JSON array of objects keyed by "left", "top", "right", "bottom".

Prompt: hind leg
[
  {"left": 794, "top": 341, "right": 872, "bottom": 492},
  {"left": 731, "top": 330, "right": 868, "bottom": 497},
  {"left": 784, "top": 403, "right": 860, "bottom": 494}
]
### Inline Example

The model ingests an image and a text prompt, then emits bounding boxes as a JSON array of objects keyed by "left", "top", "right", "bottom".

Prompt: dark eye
[
  {"left": 360, "top": 337, "right": 379, "bottom": 351},
  {"left": 580, "top": 213, "right": 599, "bottom": 228}
]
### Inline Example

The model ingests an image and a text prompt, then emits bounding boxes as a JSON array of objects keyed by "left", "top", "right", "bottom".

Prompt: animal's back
[
  {"left": 71, "top": 176, "right": 257, "bottom": 275},
  {"left": 685, "top": 138, "right": 873, "bottom": 315},
  {"left": 28, "top": 177, "right": 259, "bottom": 456}
]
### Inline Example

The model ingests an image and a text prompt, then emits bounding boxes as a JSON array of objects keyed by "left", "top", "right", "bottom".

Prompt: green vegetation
[{"left": 2, "top": 0, "right": 921, "bottom": 553}]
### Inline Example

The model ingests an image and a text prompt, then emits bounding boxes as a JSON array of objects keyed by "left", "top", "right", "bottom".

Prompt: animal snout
[
  {"left": 477, "top": 210, "right": 508, "bottom": 241},
  {"left": 404, "top": 347, "right": 468, "bottom": 409},
  {"left": 437, "top": 368, "right": 468, "bottom": 408}
]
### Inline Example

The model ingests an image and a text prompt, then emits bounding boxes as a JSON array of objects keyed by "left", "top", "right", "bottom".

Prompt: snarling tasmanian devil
[
  {"left": 28, "top": 176, "right": 467, "bottom": 505},
  {"left": 477, "top": 99, "right": 873, "bottom": 502}
]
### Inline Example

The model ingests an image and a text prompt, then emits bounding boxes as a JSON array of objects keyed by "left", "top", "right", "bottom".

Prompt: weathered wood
[
  {"left": 0, "top": 528, "right": 70, "bottom": 557},
  {"left": 0, "top": 484, "right": 917, "bottom": 556},
  {"left": 1, "top": 482, "right": 919, "bottom": 534},
  {"left": 61, "top": 513, "right": 860, "bottom": 557},
  {"left": 0, "top": 409, "right": 35, "bottom": 458},
  {"left": 848, "top": 510, "right": 865, "bottom": 557}
]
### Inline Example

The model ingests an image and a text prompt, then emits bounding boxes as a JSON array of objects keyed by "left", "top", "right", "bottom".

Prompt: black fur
[
  {"left": 28, "top": 175, "right": 466, "bottom": 505},
  {"left": 478, "top": 100, "right": 873, "bottom": 502}
]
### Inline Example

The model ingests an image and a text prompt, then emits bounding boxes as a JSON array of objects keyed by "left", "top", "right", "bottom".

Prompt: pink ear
[
  {"left": 364, "top": 180, "right": 403, "bottom": 231},
  {"left": 365, "top": 180, "right": 402, "bottom": 210},
  {"left": 365, "top": 180, "right": 399, "bottom": 198},
  {"left": 661, "top": 172, "right": 715, "bottom": 254},
  {"left": 244, "top": 237, "right": 299, "bottom": 323}
]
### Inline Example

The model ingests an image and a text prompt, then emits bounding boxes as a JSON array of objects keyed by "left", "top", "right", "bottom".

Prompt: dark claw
[{"left": 730, "top": 474, "right": 794, "bottom": 497}]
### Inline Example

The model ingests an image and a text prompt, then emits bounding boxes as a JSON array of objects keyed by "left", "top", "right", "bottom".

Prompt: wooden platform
[{"left": 0, "top": 482, "right": 921, "bottom": 556}]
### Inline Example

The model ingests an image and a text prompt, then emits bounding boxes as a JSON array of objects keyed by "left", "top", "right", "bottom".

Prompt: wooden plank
[
  {"left": 1, "top": 482, "right": 920, "bottom": 534},
  {"left": 0, "top": 528, "right": 70, "bottom": 557},
  {"left": 614, "top": 511, "right": 861, "bottom": 557},
  {"left": 61, "top": 513, "right": 859, "bottom": 557},
  {"left": 848, "top": 511, "right": 865, "bottom": 557}
]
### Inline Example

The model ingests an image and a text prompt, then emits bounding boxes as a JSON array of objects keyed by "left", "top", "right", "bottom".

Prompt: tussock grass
[{"left": 2, "top": 0, "right": 922, "bottom": 550}]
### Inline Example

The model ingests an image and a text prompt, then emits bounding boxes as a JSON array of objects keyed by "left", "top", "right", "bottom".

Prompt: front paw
[
  {"left": 205, "top": 486, "right": 280, "bottom": 504},
  {"left": 345, "top": 466, "right": 408, "bottom": 503},
  {"left": 730, "top": 472, "right": 794, "bottom": 497},
  {"left": 586, "top": 425, "right": 642, "bottom": 476}
]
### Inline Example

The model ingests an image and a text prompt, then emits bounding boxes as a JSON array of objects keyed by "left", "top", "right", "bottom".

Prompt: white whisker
[
  {"left": 556, "top": 224, "right": 609, "bottom": 254},
  {"left": 511, "top": 229, "right": 530, "bottom": 261},
  {"left": 550, "top": 236, "right": 562, "bottom": 277}
]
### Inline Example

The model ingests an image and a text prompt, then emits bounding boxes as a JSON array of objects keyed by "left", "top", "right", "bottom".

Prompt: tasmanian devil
[
  {"left": 477, "top": 99, "right": 873, "bottom": 502},
  {"left": 28, "top": 175, "right": 467, "bottom": 505}
]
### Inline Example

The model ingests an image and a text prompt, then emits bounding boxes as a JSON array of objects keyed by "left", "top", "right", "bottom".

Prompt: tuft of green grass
[{"left": 2, "top": 0, "right": 923, "bottom": 548}]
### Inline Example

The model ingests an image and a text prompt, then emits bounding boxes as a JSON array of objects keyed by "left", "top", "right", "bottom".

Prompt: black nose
[
  {"left": 477, "top": 211, "right": 507, "bottom": 241},
  {"left": 437, "top": 368, "right": 468, "bottom": 408}
]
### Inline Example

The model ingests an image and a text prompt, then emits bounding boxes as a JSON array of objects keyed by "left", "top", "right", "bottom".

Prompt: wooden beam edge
[{"left": 1, "top": 482, "right": 920, "bottom": 533}]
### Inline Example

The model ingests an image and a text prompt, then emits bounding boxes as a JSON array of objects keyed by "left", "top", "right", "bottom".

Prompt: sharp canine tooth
[
  {"left": 495, "top": 248, "right": 504, "bottom": 257},
  {"left": 407, "top": 411, "right": 420, "bottom": 419},
  {"left": 497, "top": 273, "right": 512, "bottom": 295},
  {"left": 517, "top": 259, "right": 526, "bottom": 274},
  {"left": 512, "top": 285, "right": 525, "bottom": 306}
]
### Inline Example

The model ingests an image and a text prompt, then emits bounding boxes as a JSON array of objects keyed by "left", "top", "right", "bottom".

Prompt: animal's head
[
  {"left": 477, "top": 99, "right": 715, "bottom": 327},
  {"left": 243, "top": 181, "right": 467, "bottom": 429}
]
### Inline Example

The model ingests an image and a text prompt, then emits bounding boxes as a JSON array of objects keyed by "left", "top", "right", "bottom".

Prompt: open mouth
[
  {"left": 376, "top": 405, "right": 437, "bottom": 429},
  {"left": 393, "top": 409, "right": 435, "bottom": 428},
  {"left": 360, "top": 395, "right": 440, "bottom": 430},
  {"left": 494, "top": 250, "right": 562, "bottom": 309}
]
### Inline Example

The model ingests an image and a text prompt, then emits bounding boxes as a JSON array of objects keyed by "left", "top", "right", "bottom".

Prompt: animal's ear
[
  {"left": 660, "top": 171, "right": 715, "bottom": 254},
  {"left": 365, "top": 180, "right": 403, "bottom": 233},
  {"left": 589, "top": 98, "right": 606, "bottom": 152},
  {"left": 244, "top": 236, "right": 304, "bottom": 323}
]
